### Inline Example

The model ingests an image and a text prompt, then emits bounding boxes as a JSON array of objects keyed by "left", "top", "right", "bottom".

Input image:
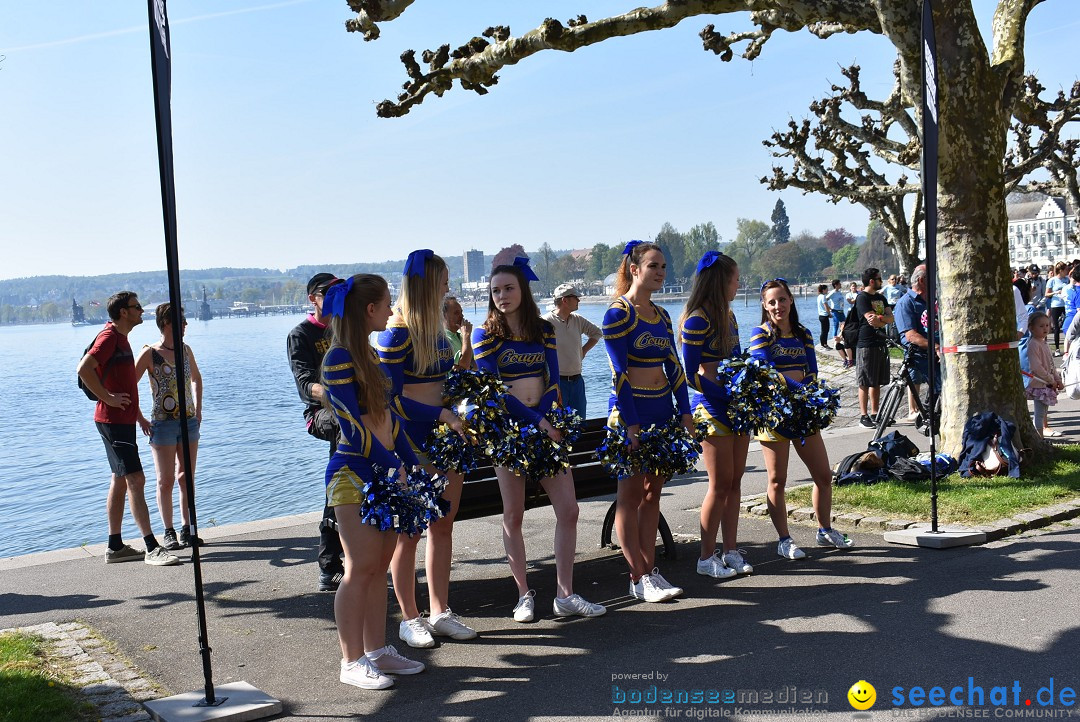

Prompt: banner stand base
[
  {"left": 144, "top": 681, "right": 281, "bottom": 722},
  {"left": 884, "top": 525, "right": 986, "bottom": 549}
]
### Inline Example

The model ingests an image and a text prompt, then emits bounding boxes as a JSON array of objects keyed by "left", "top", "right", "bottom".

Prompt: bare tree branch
[{"left": 344, "top": 0, "right": 417, "bottom": 41}]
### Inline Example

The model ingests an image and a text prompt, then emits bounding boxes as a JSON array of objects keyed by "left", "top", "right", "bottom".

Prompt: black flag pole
[
  {"left": 920, "top": 0, "right": 941, "bottom": 534},
  {"left": 145, "top": 0, "right": 220, "bottom": 708}
]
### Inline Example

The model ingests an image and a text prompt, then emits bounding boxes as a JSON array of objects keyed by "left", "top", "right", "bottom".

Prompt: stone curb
[
  {"left": 739, "top": 493, "right": 1080, "bottom": 543},
  {"left": 1, "top": 621, "right": 161, "bottom": 722}
]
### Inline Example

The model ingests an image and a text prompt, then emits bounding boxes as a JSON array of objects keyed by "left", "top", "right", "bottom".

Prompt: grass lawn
[
  {"left": 0, "top": 632, "right": 96, "bottom": 722},
  {"left": 786, "top": 445, "right": 1080, "bottom": 525}
]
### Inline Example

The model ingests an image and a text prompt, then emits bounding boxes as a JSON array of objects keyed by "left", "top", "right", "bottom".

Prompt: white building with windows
[{"left": 1008, "top": 195, "right": 1078, "bottom": 269}]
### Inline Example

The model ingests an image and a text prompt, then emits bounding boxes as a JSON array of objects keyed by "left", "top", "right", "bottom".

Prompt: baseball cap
[
  {"left": 307, "top": 273, "right": 341, "bottom": 296},
  {"left": 553, "top": 283, "right": 580, "bottom": 300}
]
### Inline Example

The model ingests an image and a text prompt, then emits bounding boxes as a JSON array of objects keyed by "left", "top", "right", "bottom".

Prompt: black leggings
[
  {"left": 819, "top": 315, "right": 831, "bottom": 347},
  {"left": 1051, "top": 306, "right": 1065, "bottom": 348}
]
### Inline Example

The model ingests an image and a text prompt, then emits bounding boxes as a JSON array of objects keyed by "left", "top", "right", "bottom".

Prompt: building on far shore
[
  {"left": 464, "top": 249, "right": 486, "bottom": 284},
  {"left": 1008, "top": 193, "right": 1078, "bottom": 268}
]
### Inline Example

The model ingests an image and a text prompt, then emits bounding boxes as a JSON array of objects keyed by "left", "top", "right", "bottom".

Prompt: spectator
[
  {"left": 845, "top": 281, "right": 860, "bottom": 311},
  {"left": 1046, "top": 262, "right": 1070, "bottom": 352},
  {"left": 1027, "top": 265, "right": 1046, "bottom": 311},
  {"left": 1013, "top": 277, "right": 1031, "bottom": 339},
  {"left": 543, "top": 283, "right": 602, "bottom": 417},
  {"left": 854, "top": 268, "right": 892, "bottom": 428},
  {"left": 815, "top": 284, "right": 831, "bottom": 350},
  {"left": 442, "top": 296, "right": 474, "bottom": 370},
  {"left": 826, "top": 280, "right": 846, "bottom": 339}
]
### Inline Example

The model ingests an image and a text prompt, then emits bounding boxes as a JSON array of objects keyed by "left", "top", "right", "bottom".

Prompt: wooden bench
[{"left": 456, "top": 417, "right": 677, "bottom": 559}]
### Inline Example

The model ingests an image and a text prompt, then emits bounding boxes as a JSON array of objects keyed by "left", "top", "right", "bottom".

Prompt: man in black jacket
[{"left": 287, "top": 273, "right": 344, "bottom": 591}]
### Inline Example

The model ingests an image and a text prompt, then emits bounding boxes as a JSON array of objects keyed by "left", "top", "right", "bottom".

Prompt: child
[{"left": 1020, "top": 312, "right": 1064, "bottom": 438}]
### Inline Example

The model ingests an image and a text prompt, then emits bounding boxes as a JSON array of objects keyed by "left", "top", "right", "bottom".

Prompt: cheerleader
[
  {"left": 679, "top": 251, "right": 751, "bottom": 579},
  {"left": 604, "top": 240, "right": 695, "bottom": 603},
  {"left": 472, "top": 258, "right": 606, "bottom": 622},
  {"left": 321, "top": 274, "right": 435, "bottom": 690},
  {"left": 749, "top": 279, "right": 855, "bottom": 560},
  {"left": 376, "top": 250, "right": 476, "bottom": 648}
]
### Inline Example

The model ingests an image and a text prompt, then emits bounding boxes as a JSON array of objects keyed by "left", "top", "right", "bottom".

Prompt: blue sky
[{"left": 1, "top": 1, "right": 1077, "bottom": 280}]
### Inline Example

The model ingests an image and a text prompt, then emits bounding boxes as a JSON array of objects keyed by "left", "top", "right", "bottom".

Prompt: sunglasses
[{"left": 126, "top": 303, "right": 143, "bottom": 312}]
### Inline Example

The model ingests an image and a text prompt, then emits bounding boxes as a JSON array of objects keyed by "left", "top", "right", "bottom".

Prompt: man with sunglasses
[
  {"left": 78, "top": 291, "right": 180, "bottom": 566},
  {"left": 287, "top": 273, "right": 345, "bottom": 591},
  {"left": 854, "top": 268, "right": 893, "bottom": 428}
]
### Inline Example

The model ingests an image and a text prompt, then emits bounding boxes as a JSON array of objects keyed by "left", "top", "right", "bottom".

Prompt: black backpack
[
  {"left": 841, "top": 300, "right": 861, "bottom": 351},
  {"left": 77, "top": 330, "right": 127, "bottom": 401}
]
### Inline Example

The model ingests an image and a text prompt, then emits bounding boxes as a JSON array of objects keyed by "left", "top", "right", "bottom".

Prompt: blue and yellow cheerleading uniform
[
  {"left": 681, "top": 309, "right": 741, "bottom": 437},
  {"left": 471, "top": 321, "right": 560, "bottom": 424},
  {"left": 322, "top": 345, "right": 421, "bottom": 515},
  {"left": 603, "top": 297, "right": 690, "bottom": 428},
  {"left": 747, "top": 323, "right": 817, "bottom": 442},
  {"left": 375, "top": 321, "right": 455, "bottom": 453}
]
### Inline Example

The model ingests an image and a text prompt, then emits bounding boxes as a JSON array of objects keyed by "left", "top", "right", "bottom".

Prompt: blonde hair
[
  {"left": 680, "top": 253, "right": 738, "bottom": 356},
  {"left": 612, "top": 241, "right": 663, "bottom": 298},
  {"left": 397, "top": 253, "right": 448, "bottom": 374},
  {"left": 323, "top": 274, "right": 390, "bottom": 424}
]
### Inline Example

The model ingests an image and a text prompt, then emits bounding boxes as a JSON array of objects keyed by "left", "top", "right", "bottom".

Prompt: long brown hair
[
  {"left": 680, "top": 253, "right": 738, "bottom": 356},
  {"left": 397, "top": 252, "right": 447, "bottom": 374},
  {"left": 759, "top": 279, "right": 807, "bottom": 338},
  {"left": 323, "top": 274, "right": 390, "bottom": 424},
  {"left": 612, "top": 241, "right": 663, "bottom": 298},
  {"left": 483, "top": 264, "right": 545, "bottom": 343}
]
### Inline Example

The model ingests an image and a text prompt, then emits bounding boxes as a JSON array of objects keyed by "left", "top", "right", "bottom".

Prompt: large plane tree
[{"left": 344, "top": 0, "right": 1074, "bottom": 455}]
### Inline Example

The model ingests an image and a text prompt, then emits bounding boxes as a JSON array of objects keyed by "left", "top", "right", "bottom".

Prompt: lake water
[{"left": 0, "top": 294, "right": 819, "bottom": 558}]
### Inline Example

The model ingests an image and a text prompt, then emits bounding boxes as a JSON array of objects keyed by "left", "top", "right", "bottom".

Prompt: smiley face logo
[{"left": 848, "top": 680, "right": 876, "bottom": 710}]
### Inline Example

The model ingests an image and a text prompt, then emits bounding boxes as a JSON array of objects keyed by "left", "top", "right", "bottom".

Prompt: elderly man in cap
[
  {"left": 543, "top": 283, "right": 602, "bottom": 418},
  {"left": 287, "top": 272, "right": 345, "bottom": 591}
]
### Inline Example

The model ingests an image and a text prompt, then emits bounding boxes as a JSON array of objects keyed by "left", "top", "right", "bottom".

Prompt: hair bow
[
  {"left": 759, "top": 277, "right": 788, "bottom": 294},
  {"left": 623, "top": 240, "right": 644, "bottom": 256},
  {"left": 403, "top": 249, "right": 434, "bottom": 278},
  {"left": 696, "top": 250, "right": 726, "bottom": 275},
  {"left": 513, "top": 256, "right": 540, "bottom": 282},
  {"left": 323, "top": 276, "right": 354, "bottom": 318}
]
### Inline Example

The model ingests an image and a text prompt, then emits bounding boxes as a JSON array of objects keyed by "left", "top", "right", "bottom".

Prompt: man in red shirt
[{"left": 77, "top": 291, "right": 180, "bottom": 566}]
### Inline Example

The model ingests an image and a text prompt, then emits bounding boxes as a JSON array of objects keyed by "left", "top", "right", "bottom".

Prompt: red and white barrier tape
[{"left": 940, "top": 341, "right": 1020, "bottom": 354}]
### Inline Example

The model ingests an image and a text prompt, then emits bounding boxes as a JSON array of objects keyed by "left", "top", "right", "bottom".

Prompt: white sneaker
[
  {"left": 630, "top": 574, "right": 671, "bottom": 603},
  {"left": 650, "top": 568, "right": 683, "bottom": 599},
  {"left": 816, "top": 528, "right": 856, "bottom": 548},
  {"left": 398, "top": 617, "right": 435, "bottom": 649},
  {"left": 777, "top": 537, "right": 806, "bottom": 560},
  {"left": 552, "top": 593, "right": 606, "bottom": 618},
  {"left": 366, "top": 645, "right": 424, "bottom": 675},
  {"left": 696, "top": 553, "right": 737, "bottom": 579},
  {"left": 427, "top": 608, "right": 477, "bottom": 640},
  {"left": 721, "top": 549, "right": 754, "bottom": 575},
  {"left": 513, "top": 590, "right": 536, "bottom": 623},
  {"left": 340, "top": 658, "right": 393, "bottom": 690},
  {"left": 144, "top": 546, "right": 181, "bottom": 566}
]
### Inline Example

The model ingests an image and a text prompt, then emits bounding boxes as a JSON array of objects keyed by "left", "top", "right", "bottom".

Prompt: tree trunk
[{"left": 933, "top": 5, "right": 1047, "bottom": 458}]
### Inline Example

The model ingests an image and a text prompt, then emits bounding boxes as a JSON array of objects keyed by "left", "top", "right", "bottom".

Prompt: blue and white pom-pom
[
  {"left": 360, "top": 465, "right": 449, "bottom": 535},
  {"left": 784, "top": 379, "right": 841, "bottom": 441},
  {"left": 597, "top": 416, "right": 702, "bottom": 478},
  {"left": 715, "top": 356, "right": 788, "bottom": 435}
]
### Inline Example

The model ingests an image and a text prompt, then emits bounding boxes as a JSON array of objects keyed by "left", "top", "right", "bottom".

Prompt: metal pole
[
  {"left": 146, "top": 0, "right": 223, "bottom": 706},
  {"left": 920, "top": 0, "right": 941, "bottom": 533}
]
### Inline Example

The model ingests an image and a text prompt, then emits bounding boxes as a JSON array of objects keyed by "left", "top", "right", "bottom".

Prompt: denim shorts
[{"left": 150, "top": 417, "right": 201, "bottom": 447}]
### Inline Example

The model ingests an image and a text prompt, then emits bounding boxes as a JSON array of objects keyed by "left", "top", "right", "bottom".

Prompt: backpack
[
  {"left": 841, "top": 301, "right": 861, "bottom": 351},
  {"left": 868, "top": 431, "right": 920, "bottom": 466},
  {"left": 77, "top": 330, "right": 125, "bottom": 401}
]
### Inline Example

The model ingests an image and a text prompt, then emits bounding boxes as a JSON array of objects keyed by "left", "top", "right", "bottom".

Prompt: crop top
[
  {"left": 747, "top": 323, "right": 817, "bottom": 388},
  {"left": 323, "top": 345, "right": 419, "bottom": 469},
  {"left": 471, "top": 321, "right": 560, "bottom": 424},
  {"left": 602, "top": 297, "right": 690, "bottom": 427},
  {"left": 376, "top": 321, "right": 454, "bottom": 424},
  {"left": 680, "top": 308, "right": 741, "bottom": 403}
]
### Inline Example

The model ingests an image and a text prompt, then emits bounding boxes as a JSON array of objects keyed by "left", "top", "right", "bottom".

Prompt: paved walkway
[{"left": 3, "top": 393, "right": 1080, "bottom": 721}]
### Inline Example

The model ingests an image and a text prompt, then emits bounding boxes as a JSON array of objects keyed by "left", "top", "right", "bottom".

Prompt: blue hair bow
[
  {"left": 513, "top": 257, "right": 540, "bottom": 282},
  {"left": 759, "top": 277, "right": 788, "bottom": 294},
  {"left": 696, "top": 250, "right": 726, "bottom": 275},
  {"left": 323, "top": 276, "right": 354, "bottom": 318},
  {"left": 623, "top": 240, "right": 644, "bottom": 256},
  {"left": 403, "top": 249, "right": 434, "bottom": 278}
]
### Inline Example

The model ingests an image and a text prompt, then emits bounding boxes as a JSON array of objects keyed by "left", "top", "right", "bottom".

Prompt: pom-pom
[
  {"left": 785, "top": 378, "right": 841, "bottom": 441},
  {"left": 498, "top": 406, "right": 583, "bottom": 483},
  {"left": 359, "top": 465, "right": 449, "bottom": 535},
  {"left": 597, "top": 416, "right": 702, "bottom": 478},
  {"left": 715, "top": 356, "right": 788, "bottom": 434},
  {"left": 423, "top": 368, "right": 515, "bottom": 473}
]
